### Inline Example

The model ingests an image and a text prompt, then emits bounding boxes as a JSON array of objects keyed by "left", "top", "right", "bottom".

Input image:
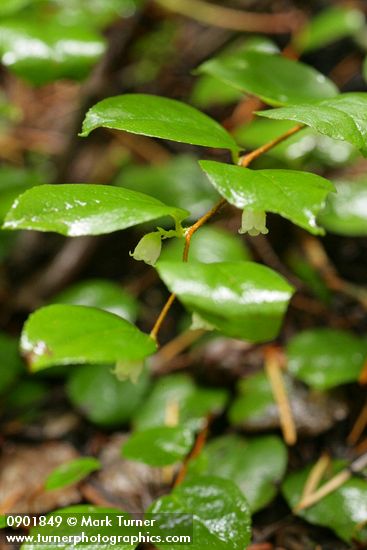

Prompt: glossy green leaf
[
  {"left": 0, "top": 333, "right": 24, "bottom": 394},
  {"left": 295, "top": 7, "right": 365, "bottom": 53},
  {"left": 52, "top": 0, "right": 142, "bottom": 28},
  {"left": 116, "top": 155, "right": 218, "bottom": 221},
  {"left": 3, "top": 184, "right": 188, "bottom": 236},
  {"left": 0, "top": 19, "right": 105, "bottom": 85},
  {"left": 53, "top": 279, "right": 138, "bottom": 322},
  {"left": 258, "top": 93, "right": 367, "bottom": 157},
  {"left": 122, "top": 426, "right": 194, "bottom": 466},
  {"left": 191, "top": 36, "right": 278, "bottom": 108},
  {"left": 287, "top": 328, "right": 367, "bottom": 390},
  {"left": 0, "top": 167, "right": 43, "bottom": 223},
  {"left": 20, "top": 304, "right": 156, "bottom": 371},
  {"left": 282, "top": 461, "right": 367, "bottom": 543},
  {"left": 156, "top": 261, "right": 293, "bottom": 342},
  {"left": 134, "top": 373, "right": 228, "bottom": 431},
  {"left": 188, "top": 434, "right": 287, "bottom": 512},
  {"left": 67, "top": 363, "right": 150, "bottom": 426},
  {"left": 320, "top": 179, "right": 367, "bottom": 236},
  {"left": 80, "top": 94, "right": 239, "bottom": 152},
  {"left": 229, "top": 372, "right": 274, "bottom": 427},
  {"left": 229, "top": 371, "right": 348, "bottom": 435},
  {"left": 149, "top": 476, "right": 251, "bottom": 550},
  {"left": 160, "top": 226, "right": 250, "bottom": 263},
  {"left": 197, "top": 50, "right": 338, "bottom": 106},
  {"left": 200, "top": 161, "right": 334, "bottom": 235},
  {"left": 235, "top": 118, "right": 357, "bottom": 169},
  {"left": 22, "top": 505, "right": 137, "bottom": 550},
  {"left": 45, "top": 457, "right": 101, "bottom": 491},
  {"left": 0, "top": 0, "right": 31, "bottom": 16}
]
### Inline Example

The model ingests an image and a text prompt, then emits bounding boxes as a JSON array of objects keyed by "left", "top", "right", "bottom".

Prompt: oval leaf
[
  {"left": 156, "top": 261, "right": 294, "bottom": 342},
  {"left": 21, "top": 304, "right": 157, "bottom": 371},
  {"left": 197, "top": 50, "right": 338, "bottom": 106},
  {"left": 67, "top": 364, "right": 150, "bottom": 427},
  {"left": 45, "top": 457, "right": 101, "bottom": 491},
  {"left": 149, "top": 476, "right": 251, "bottom": 550},
  {"left": 188, "top": 434, "right": 287, "bottom": 512},
  {"left": 0, "top": 19, "right": 105, "bottom": 85},
  {"left": 160, "top": 226, "right": 250, "bottom": 263},
  {"left": 116, "top": 155, "right": 218, "bottom": 222},
  {"left": 258, "top": 93, "right": 367, "bottom": 157},
  {"left": 80, "top": 94, "right": 239, "bottom": 152},
  {"left": 122, "top": 426, "right": 194, "bottom": 466},
  {"left": 295, "top": 6, "right": 365, "bottom": 53},
  {"left": 3, "top": 184, "right": 188, "bottom": 236},
  {"left": 53, "top": 279, "right": 138, "bottom": 322},
  {"left": 200, "top": 160, "right": 334, "bottom": 235},
  {"left": 287, "top": 328, "right": 367, "bottom": 390},
  {"left": 320, "top": 179, "right": 367, "bottom": 236},
  {"left": 134, "top": 373, "right": 228, "bottom": 431},
  {"left": 282, "top": 461, "right": 367, "bottom": 543}
]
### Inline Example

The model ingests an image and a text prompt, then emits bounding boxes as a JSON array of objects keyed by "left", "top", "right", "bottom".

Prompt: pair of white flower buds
[{"left": 131, "top": 210, "right": 268, "bottom": 266}]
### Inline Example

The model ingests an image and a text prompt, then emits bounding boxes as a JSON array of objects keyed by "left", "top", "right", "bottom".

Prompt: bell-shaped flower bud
[
  {"left": 130, "top": 232, "right": 162, "bottom": 266},
  {"left": 239, "top": 209, "right": 269, "bottom": 236}
]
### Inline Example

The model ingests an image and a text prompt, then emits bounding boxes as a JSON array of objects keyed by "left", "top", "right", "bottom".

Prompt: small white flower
[
  {"left": 239, "top": 209, "right": 269, "bottom": 236},
  {"left": 113, "top": 360, "right": 143, "bottom": 383},
  {"left": 130, "top": 232, "right": 162, "bottom": 266}
]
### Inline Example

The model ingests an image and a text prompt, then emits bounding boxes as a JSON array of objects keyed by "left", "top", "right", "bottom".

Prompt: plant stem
[
  {"left": 174, "top": 417, "right": 211, "bottom": 486},
  {"left": 298, "top": 453, "right": 331, "bottom": 504},
  {"left": 183, "top": 198, "right": 226, "bottom": 261},
  {"left": 239, "top": 124, "right": 304, "bottom": 167},
  {"left": 150, "top": 123, "right": 305, "bottom": 343},
  {"left": 348, "top": 401, "right": 367, "bottom": 446},
  {"left": 155, "top": 0, "right": 304, "bottom": 34},
  {"left": 265, "top": 347, "right": 297, "bottom": 446}
]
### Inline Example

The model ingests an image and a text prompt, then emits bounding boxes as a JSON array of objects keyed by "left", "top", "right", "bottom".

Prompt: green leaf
[
  {"left": 258, "top": 93, "right": 367, "bottom": 157},
  {"left": 122, "top": 426, "right": 194, "bottom": 466},
  {"left": 53, "top": 279, "right": 138, "bottom": 322},
  {"left": 116, "top": 155, "right": 218, "bottom": 222},
  {"left": 197, "top": 50, "right": 338, "bottom": 107},
  {"left": 235, "top": 118, "right": 357, "bottom": 169},
  {"left": 0, "top": 0, "right": 31, "bottom": 16},
  {"left": 67, "top": 363, "right": 150, "bottom": 426},
  {"left": 3, "top": 184, "right": 188, "bottom": 236},
  {"left": 134, "top": 373, "right": 228, "bottom": 431},
  {"left": 45, "top": 457, "right": 101, "bottom": 491},
  {"left": 229, "top": 371, "right": 349, "bottom": 435},
  {"left": 295, "top": 6, "right": 365, "bottom": 53},
  {"left": 0, "top": 332, "right": 24, "bottom": 394},
  {"left": 149, "top": 476, "right": 251, "bottom": 550},
  {"left": 20, "top": 304, "right": 156, "bottom": 371},
  {"left": 229, "top": 372, "right": 274, "bottom": 427},
  {"left": 0, "top": 166, "right": 43, "bottom": 223},
  {"left": 52, "top": 0, "right": 142, "bottom": 29},
  {"left": 287, "top": 328, "right": 367, "bottom": 390},
  {"left": 160, "top": 226, "right": 251, "bottom": 263},
  {"left": 21, "top": 505, "right": 137, "bottom": 550},
  {"left": 188, "top": 434, "right": 287, "bottom": 512},
  {"left": 282, "top": 461, "right": 367, "bottom": 543},
  {"left": 156, "top": 261, "right": 294, "bottom": 342},
  {"left": 320, "top": 179, "right": 367, "bottom": 236},
  {"left": 191, "top": 36, "right": 278, "bottom": 108},
  {"left": 80, "top": 94, "right": 239, "bottom": 152},
  {"left": 200, "top": 160, "right": 334, "bottom": 235},
  {"left": 0, "top": 19, "right": 105, "bottom": 85}
]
